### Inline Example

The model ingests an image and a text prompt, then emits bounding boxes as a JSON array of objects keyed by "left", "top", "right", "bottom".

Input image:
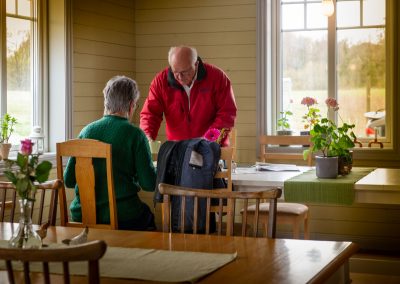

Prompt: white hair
[
  {"left": 168, "top": 46, "right": 198, "bottom": 65},
  {"left": 103, "top": 76, "right": 140, "bottom": 115}
]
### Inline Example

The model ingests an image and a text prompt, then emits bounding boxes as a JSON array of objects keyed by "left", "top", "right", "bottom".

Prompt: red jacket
[{"left": 140, "top": 58, "right": 237, "bottom": 146}]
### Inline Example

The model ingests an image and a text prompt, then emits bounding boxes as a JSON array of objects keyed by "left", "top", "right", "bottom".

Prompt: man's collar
[{"left": 167, "top": 57, "right": 206, "bottom": 89}]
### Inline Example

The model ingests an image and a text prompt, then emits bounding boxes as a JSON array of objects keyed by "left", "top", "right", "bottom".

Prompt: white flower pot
[{"left": 0, "top": 143, "right": 12, "bottom": 160}]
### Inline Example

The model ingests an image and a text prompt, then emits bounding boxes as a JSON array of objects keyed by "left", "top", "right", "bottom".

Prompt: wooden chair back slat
[
  {"left": 57, "top": 139, "right": 118, "bottom": 230},
  {"left": 260, "top": 135, "right": 313, "bottom": 166},
  {"left": 159, "top": 183, "right": 282, "bottom": 238},
  {"left": 0, "top": 180, "right": 62, "bottom": 226},
  {"left": 0, "top": 240, "right": 107, "bottom": 284}
]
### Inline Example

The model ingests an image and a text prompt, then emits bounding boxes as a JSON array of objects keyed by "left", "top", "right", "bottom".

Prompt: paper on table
[{"left": 255, "top": 162, "right": 300, "bottom": 172}]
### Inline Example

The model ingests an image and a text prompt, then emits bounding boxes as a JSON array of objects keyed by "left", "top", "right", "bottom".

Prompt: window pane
[
  {"left": 6, "top": 0, "right": 16, "bottom": 14},
  {"left": 363, "top": 0, "right": 385, "bottom": 26},
  {"left": 282, "top": 4, "right": 304, "bottom": 30},
  {"left": 281, "top": 31, "right": 328, "bottom": 132},
  {"left": 18, "top": 0, "right": 32, "bottom": 17},
  {"left": 337, "top": 1, "right": 360, "bottom": 28},
  {"left": 307, "top": 3, "right": 327, "bottom": 29},
  {"left": 337, "top": 28, "right": 385, "bottom": 138},
  {"left": 6, "top": 17, "right": 32, "bottom": 143}
]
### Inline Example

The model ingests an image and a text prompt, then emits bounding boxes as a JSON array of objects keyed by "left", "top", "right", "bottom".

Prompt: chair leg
[
  {"left": 293, "top": 219, "right": 300, "bottom": 239},
  {"left": 304, "top": 214, "right": 310, "bottom": 240}
]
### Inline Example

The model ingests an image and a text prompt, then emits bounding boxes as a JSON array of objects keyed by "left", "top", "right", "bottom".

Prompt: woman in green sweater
[{"left": 64, "top": 76, "right": 157, "bottom": 230}]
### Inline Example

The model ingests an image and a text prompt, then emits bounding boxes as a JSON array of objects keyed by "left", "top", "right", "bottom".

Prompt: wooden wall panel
[
  {"left": 135, "top": 0, "right": 257, "bottom": 164},
  {"left": 72, "top": 0, "right": 136, "bottom": 135},
  {"left": 135, "top": 31, "right": 255, "bottom": 47}
]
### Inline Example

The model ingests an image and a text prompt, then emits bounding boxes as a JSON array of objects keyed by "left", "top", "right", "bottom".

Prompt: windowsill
[{"left": 0, "top": 152, "right": 57, "bottom": 176}]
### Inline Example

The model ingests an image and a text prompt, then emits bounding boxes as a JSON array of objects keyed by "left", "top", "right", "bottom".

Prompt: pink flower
[
  {"left": 325, "top": 98, "right": 339, "bottom": 111},
  {"left": 20, "top": 139, "right": 34, "bottom": 155},
  {"left": 204, "top": 128, "right": 221, "bottom": 142},
  {"left": 301, "top": 97, "right": 317, "bottom": 107}
]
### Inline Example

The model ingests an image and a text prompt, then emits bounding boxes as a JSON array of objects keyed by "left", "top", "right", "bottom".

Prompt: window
[
  {"left": 0, "top": 0, "right": 47, "bottom": 148},
  {"left": 259, "top": 0, "right": 393, "bottom": 149}
]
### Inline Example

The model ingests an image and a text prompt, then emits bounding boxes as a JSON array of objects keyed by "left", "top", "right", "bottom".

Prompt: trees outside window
[
  {"left": 1, "top": 0, "right": 46, "bottom": 147},
  {"left": 268, "top": 0, "right": 388, "bottom": 142}
]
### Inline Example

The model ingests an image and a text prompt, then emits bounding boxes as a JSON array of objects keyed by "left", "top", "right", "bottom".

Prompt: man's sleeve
[
  {"left": 140, "top": 77, "right": 164, "bottom": 140},
  {"left": 209, "top": 71, "right": 237, "bottom": 145}
]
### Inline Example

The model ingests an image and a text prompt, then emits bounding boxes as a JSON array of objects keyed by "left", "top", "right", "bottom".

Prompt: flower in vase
[
  {"left": 301, "top": 97, "right": 320, "bottom": 131},
  {"left": 4, "top": 139, "right": 52, "bottom": 200}
]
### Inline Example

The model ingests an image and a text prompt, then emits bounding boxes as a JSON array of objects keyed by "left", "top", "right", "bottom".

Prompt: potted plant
[
  {"left": 303, "top": 98, "right": 356, "bottom": 178},
  {"left": 0, "top": 113, "right": 17, "bottom": 160},
  {"left": 277, "top": 110, "right": 293, "bottom": 136}
]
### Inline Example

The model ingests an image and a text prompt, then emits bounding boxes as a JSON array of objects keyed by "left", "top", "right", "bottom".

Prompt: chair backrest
[
  {"left": 159, "top": 183, "right": 282, "bottom": 238},
  {"left": 56, "top": 139, "right": 118, "bottom": 229},
  {"left": 0, "top": 240, "right": 107, "bottom": 284},
  {"left": 228, "top": 128, "right": 237, "bottom": 160},
  {"left": 0, "top": 180, "right": 62, "bottom": 226},
  {"left": 259, "top": 135, "right": 313, "bottom": 166},
  {"left": 215, "top": 147, "right": 233, "bottom": 192}
]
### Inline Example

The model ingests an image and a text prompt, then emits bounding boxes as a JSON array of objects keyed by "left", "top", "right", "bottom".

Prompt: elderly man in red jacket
[{"left": 140, "top": 46, "right": 237, "bottom": 146}]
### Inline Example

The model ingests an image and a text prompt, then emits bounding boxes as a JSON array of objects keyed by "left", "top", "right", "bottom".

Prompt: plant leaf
[{"left": 35, "top": 161, "right": 52, "bottom": 182}]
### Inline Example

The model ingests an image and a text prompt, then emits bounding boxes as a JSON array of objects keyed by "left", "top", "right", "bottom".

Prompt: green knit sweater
[{"left": 64, "top": 115, "right": 156, "bottom": 227}]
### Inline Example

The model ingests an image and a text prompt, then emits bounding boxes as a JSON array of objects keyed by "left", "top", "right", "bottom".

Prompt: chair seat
[{"left": 244, "top": 202, "right": 308, "bottom": 216}]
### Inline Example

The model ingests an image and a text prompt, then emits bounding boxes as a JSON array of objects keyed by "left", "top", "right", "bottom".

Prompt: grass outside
[{"left": 7, "top": 90, "right": 32, "bottom": 145}]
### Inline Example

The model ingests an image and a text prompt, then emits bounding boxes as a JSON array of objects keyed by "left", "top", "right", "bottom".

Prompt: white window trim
[{"left": 256, "top": 0, "right": 400, "bottom": 164}]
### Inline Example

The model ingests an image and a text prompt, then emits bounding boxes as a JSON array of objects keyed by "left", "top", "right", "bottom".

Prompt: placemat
[
  {"left": 0, "top": 240, "right": 237, "bottom": 283},
  {"left": 284, "top": 167, "right": 374, "bottom": 205}
]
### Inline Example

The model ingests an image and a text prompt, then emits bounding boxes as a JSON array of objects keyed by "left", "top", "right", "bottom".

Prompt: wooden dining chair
[
  {"left": 244, "top": 135, "right": 311, "bottom": 239},
  {"left": 0, "top": 180, "right": 63, "bottom": 226},
  {"left": 260, "top": 135, "right": 313, "bottom": 166},
  {"left": 56, "top": 139, "right": 118, "bottom": 230},
  {"left": 0, "top": 240, "right": 107, "bottom": 284},
  {"left": 228, "top": 128, "right": 237, "bottom": 160},
  {"left": 159, "top": 183, "right": 282, "bottom": 238}
]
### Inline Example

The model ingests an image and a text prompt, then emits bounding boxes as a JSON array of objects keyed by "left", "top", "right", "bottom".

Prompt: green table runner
[{"left": 284, "top": 167, "right": 374, "bottom": 205}]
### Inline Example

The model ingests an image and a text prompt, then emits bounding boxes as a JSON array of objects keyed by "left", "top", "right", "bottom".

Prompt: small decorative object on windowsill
[
  {"left": 29, "top": 126, "right": 45, "bottom": 154},
  {"left": 303, "top": 98, "right": 356, "bottom": 178},
  {"left": 0, "top": 113, "right": 17, "bottom": 160},
  {"left": 4, "top": 139, "right": 52, "bottom": 248}
]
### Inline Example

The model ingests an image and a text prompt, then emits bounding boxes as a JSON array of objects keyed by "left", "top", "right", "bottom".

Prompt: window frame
[
  {"left": 0, "top": 0, "right": 48, "bottom": 152},
  {"left": 257, "top": 0, "right": 400, "bottom": 164}
]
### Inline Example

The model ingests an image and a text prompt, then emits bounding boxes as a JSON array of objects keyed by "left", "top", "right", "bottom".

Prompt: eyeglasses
[{"left": 172, "top": 67, "right": 194, "bottom": 77}]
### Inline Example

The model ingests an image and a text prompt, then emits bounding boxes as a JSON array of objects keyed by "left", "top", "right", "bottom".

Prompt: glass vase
[{"left": 9, "top": 198, "right": 42, "bottom": 248}]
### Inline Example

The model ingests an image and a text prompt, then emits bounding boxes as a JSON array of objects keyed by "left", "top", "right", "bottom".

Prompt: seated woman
[{"left": 64, "top": 75, "right": 156, "bottom": 230}]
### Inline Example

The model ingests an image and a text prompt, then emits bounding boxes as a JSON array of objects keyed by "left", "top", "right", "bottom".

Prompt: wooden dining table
[{"left": 0, "top": 222, "right": 358, "bottom": 283}]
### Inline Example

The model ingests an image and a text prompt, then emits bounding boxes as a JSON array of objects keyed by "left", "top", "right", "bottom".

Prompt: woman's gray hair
[
  {"left": 103, "top": 76, "right": 140, "bottom": 115},
  {"left": 168, "top": 46, "right": 198, "bottom": 65}
]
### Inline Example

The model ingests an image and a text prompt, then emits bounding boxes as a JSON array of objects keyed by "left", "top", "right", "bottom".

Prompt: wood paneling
[
  {"left": 135, "top": 31, "right": 255, "bottom": 47},
  {"left": 72, "top": 0, "right": 136, "bottom": 137},
  {"left": 136, "top": 5, "right": 255, "bottom": 22}
]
